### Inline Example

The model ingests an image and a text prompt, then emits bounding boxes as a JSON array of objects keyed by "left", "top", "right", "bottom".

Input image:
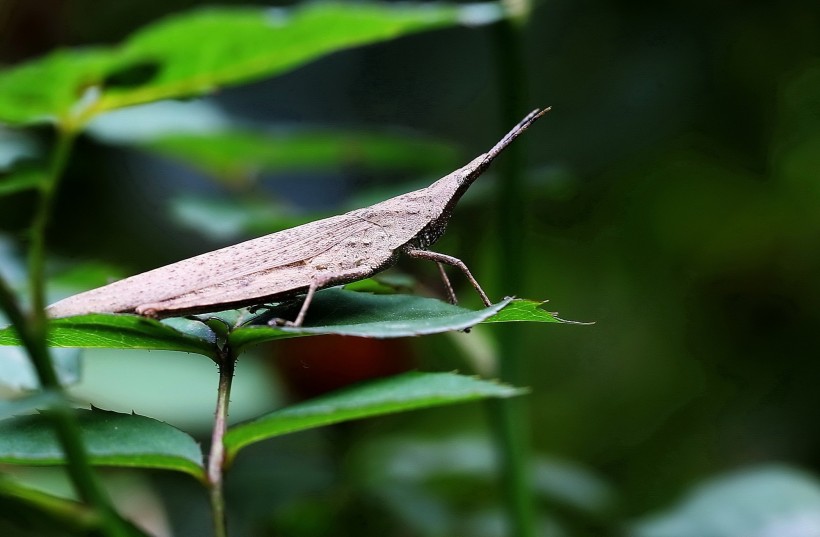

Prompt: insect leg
[
  {"left": 404, "top": 248, "right": 492, "bottom": 307},
  {"left": 436, "top": 262, "right": 458, "bottom": 305},
  {"left": 269, "top": 280, "right": 321, "bottom": 328}
]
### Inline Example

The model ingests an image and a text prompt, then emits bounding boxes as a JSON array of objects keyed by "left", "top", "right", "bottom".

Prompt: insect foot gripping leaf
[{"left": 47, "top": 108, "right": 549, "bottom": 326}]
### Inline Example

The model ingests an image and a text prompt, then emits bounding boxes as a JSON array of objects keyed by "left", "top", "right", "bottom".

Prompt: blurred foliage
[{"left": 2, "top": 0, "right": 820, "bottom": 535}]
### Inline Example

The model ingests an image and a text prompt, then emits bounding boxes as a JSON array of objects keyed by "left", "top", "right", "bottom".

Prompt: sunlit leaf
[
  {"left": 0, "top": 3, "right": 503, "bottom": 126},
  {"left": 0, "top": 48, "right": 112, "bottom": 125},
  {"left": 224, "top": 372, "right": 523, "bottom": 461},
  {"left": 482, "top": 299, "right": 577, "bottom": 324},
  {"left": 0, "top": 408, "right": 204, "bottom": 480}
]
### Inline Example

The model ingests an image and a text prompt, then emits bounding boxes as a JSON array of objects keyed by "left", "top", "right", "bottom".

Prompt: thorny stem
[
  {"left": 208, "top": 347, "right": 236, "bottom": 537},
  {"left": 488, "top": 12, "right": 537, "bottom": 537}
]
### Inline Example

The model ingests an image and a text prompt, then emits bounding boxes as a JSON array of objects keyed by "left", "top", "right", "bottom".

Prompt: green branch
[{"left": 488, "top": 8, "right": 536, "bottom": 537}]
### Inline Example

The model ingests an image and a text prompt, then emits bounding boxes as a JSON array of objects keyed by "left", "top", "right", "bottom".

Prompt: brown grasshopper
[{"left": 47, "top": 108, "right": 548, "bottom": 326}]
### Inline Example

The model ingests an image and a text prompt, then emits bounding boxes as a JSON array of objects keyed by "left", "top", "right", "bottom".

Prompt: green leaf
[
  {"left": 0, "top": 478, "right": 101, "bottom": 536},
  {"left": 142, "top": 128, "right": 459, "bottom": 181},
  {"left": 0, "top": 290, "right": 569, "bottom": 355},
  {"left": 0, "top": 347, "right": 81, "bottom": 390},
  {"left": 0, "top": 166, "right": 48, "bottom": 195},
  {"left": 0, "top": 391, "right": 66, "bottom": 420},
  {"left": 633, "top": 465, "right": 820, "bottom": 537},
  {"left": 170, "top": 195, "right": 311, "bottom": 241},
  {"left": 0, "top": 3, "right": 503, "bottom": 126},
  {"left": 0, "top": 314, "right": 216, "bottom": 358},
  {"left": 224, "top": 372, "right": 524, "bottom": 461},
  {"left": 482, "top": 299, "right": 577, "bottom": 324},
  {"left": 100, "top": 3, "right": 500, "bottom": 112},
  {"left": 0, "top": 408, "right": 204, "bottom": 480},
  {"left": 0, "top": 48, "right": 113, "bottom": 125},
  {"left": 228, "top": 288, "right": 515, "bottom": 350}
]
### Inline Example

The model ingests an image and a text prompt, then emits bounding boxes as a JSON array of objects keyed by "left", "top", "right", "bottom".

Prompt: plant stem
[
  {"left": 208, "top": 347, "right": 236, "bottom": 537},
  {"left": 28, "top": 126, "right": 75, "bottom": 314},
  {"left": 488, "top": 13, "right": 536, "bottom": 537},
  {"left": 7, "top": 126, "right": 131, "bottom": 535}
]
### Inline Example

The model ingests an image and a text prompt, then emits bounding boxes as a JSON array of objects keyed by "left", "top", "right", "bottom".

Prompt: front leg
[{"left": 404, "top": 248, "right": 492, "bottom": 307}]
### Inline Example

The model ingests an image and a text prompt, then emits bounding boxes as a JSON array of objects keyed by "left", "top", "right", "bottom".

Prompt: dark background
[{"left": 2, "top": 0, "right": 820, "bottom": 535}]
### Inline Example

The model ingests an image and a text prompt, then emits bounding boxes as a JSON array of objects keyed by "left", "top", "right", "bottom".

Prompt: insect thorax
[{"left": 410, "top": 213, "right": 451, "bottom": 249}]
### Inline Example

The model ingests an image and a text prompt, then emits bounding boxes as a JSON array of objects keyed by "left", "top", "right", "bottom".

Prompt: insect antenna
[{"left": 482, "top": 106, "right": 551, "bottom": 164}]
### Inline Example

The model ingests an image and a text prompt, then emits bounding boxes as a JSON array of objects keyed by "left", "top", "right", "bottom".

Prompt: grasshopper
[{"left": 47, "top": 108, "right": 548, "bottom": 326}]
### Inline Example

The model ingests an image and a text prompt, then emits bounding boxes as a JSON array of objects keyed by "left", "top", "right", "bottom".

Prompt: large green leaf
[
  {"left": 0, "top": 290, "right": 566, "bottom": 355},
  {"left": 141, "top": 128, "right": 459, "bottom": 181},
  {"left": 227, "top": 289, "right": 517, "bottom": 350},
  {"left": 224, "top": 372, "right": 524, "bottom": 462},
  {"left": 0, "top": 408, "right": 204, "bottom": 480},
  {"left": 0, "top": 3, "right": 503, "bottom": 126},
  {"left": 0, "top": 314, "right": 215, "bottom": 357}
]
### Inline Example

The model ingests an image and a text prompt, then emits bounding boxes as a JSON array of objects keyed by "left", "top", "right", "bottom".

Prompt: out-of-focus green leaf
[
  {"left": 0, "top": 408, "right": 204, "bottom": 480},
  {"left": 0, "top": 391, "right": 66, "bottom": 420},
  {"left": 141, "top": 129, "right": 458, "bottom": 181},
  {"left": 100, "top": 3, "right": 501, "bottom": 112},
  {"left": 632, "top": 466, "right": 820, "bottom": 537},
  {"left": 224, "top": 372, "right": 523, "bottom": 461},
  {"left": 0, "top": 3, "right": 503, "bottom": 126},
  {"left": 0, "top": 167, "right": 48, "bottom": 195},
  {"left": 0, "top": 128, "right": 39, "bottom": 171},
  {"left": 48, "top": 262, "right": 127, "bottom": 293},
  {"left": 0, "top": 347, "right": 81, "bottom": 390},
  {"left": 0, "top": 478, "right": 102, "bottom": 536},
  {"left": 357, "top": 435, "right": 615, "bottom": 518},
  {"left": 227, "top": 289, "right": 515, "bottom": 350},
  {"left": 0, "top": 48, "right": 112, "bottom": 126},
  {"left": 0, "top": 315, "right": 216, "bottom": 358},
  {"left": 170, "top": 196, "right": 311, "bottom": 241}
]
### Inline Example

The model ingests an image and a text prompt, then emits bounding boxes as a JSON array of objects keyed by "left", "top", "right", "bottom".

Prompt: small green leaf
[
  {"left": 228, "top": 288, "right": 514, "bottom": 350},
  {"left": 482, "top": 299, "right": 574, "bottom": 324},
  {"left": 0, "top": 408, "right": 204, "bottom": 480},
  {"left": 224, "top": 372, "right": 524, "bottom": 461},
  {"left": 0, "top": 314, "right": 215, "bottom": 358}
]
